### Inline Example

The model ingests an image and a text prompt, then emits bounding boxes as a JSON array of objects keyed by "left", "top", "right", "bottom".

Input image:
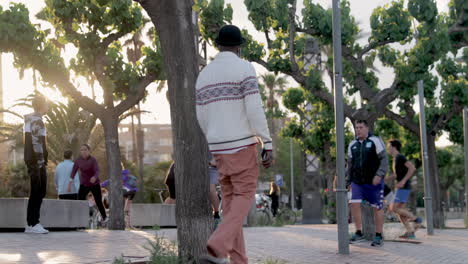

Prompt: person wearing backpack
[{"left": 101, "top": 169, "right": 138, "bottom": 228}]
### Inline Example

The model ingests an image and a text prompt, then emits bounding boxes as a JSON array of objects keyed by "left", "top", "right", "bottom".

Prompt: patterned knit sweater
[
  {"left": 24, "top": 112, "right": 48, "bottom": 168},
  {"left": 196, "top": 51, "right": 272, "bottom": 153}
]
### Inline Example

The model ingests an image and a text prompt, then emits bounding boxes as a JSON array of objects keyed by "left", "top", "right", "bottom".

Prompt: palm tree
[
  {"left": 0, "top": 94, "right": 97, "bottom": 165},
  {"left": 260, "top": 74, "right": 287, "bottom": 159}
]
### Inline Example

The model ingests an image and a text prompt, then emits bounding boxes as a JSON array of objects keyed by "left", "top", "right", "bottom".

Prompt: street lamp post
[
  {"left": 418, "top": 80, "right": 434, "bottom": 235},
  {"left": 463, "top": 107, "right": 468, "bottom": 226},
  {"left": 332, "top": 0, "right": 350, "bottom": 254}
]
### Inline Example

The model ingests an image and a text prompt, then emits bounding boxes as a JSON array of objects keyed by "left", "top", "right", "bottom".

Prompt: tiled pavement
[{"left": 0, "top": 220, "right": 467, "bottom": 264}]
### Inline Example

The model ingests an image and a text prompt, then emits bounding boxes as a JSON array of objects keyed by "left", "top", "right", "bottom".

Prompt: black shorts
[
  {"left": 123, "top": 190, "right": 136, "bottom": 200},
  {"left": 167, "top": 184, "right": 176, "bottom": 199}
]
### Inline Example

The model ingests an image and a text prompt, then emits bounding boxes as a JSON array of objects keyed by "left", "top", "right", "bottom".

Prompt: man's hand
[
  {"left": 396, "top": 181, "right": 406, "bottom": 189},
  {"left": 90, "top": 177, "right": 96, "bottom": 184},
  {"left": 372, "top": 175, "right": 382, "bottom": 186},
  {"left": 67, "top": 182, "right": 72, "bottom": 193},
  {"left": 261, "top": 149, "right": 273, "bottom": 169},
  {"left": 387, "top": 173, "right": 396, "bottom": 181}
]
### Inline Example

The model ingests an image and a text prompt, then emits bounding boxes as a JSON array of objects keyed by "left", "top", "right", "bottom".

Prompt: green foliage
[
  {"left": 370, "top": 0, "right": 411, "bottom": 44},
  {"left": 374, "top": 118, "right": 421, "bottom": 162},
  {"left": 113, "top": 236, "right": 179, "bottom": 264},
  {"left": 282, "top": 88, "right": 305, "bottom": 112},
  {"left": 240, "top": 29, "right": 266, "bottom": 62},
  {"left": 0, "top": 1, "right": 163, "bottom": 101},
  {"left": 408, "top": 0, "right": 438, "bottom": 24},
  {"left": 437, "top": 145, "right": 464, "bottom": 191},
  {"left": 144, "top": 236, "right": 179, "bottom": 264},
  {"left": 197, "top": 0, "right": 233, "bottom": 45},
  {"left": 302, "top": 0, "right": 358, "bottom": 45}
]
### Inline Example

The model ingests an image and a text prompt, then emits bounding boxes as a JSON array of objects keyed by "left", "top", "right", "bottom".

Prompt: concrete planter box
[
  {"left": 131, "top": 203, "right": 176, "bottom": 227},
  {"left": 0, "top": 198, "right": 88, "bottom": 228}
]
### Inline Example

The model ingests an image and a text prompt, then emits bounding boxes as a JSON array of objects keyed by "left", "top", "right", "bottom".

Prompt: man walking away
[
  {"left": 387, "top": 139, "right": 422, "bottom": 238},
  {"left": 24, "top": 94, "right": 49, "bottom": 234},
  {"left": 347, "top": 120, "right": 388, "bottom": 247},
  {"left": 197, "top": 25, "right": 273, "bottom": 264},
  {"left": 55, "top": 150, "right": 80, "bottom": 200}
]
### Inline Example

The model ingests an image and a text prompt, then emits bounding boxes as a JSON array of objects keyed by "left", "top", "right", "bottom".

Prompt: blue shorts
[
  {"left": 393, "top": 189, "right": 411, "bottom": 203},
  {"left": 350, "top": 182, "right": 384, "bottom": 210},
  {"left": 209, "top": 167, "right": 219, "bottom": 185}
]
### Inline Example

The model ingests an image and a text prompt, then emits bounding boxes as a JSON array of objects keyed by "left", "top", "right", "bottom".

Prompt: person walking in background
[
  {"left": 164, "top": 161, "right": 176, "bottom": 204},
  {"left": 55, "top": 150, "right": 80, "bottom": 200},
  {"left": 197, "top": 25, "right": 273, "bottom": 264},
  {"left": 268, "top": 181, "right": 280, "bottom": 217},
  {"left": 347, "top": 120, "right": 388, "bottom": 247},
  {"left": 387, "top": 139, "right": 422, "bottom": 239},
  {"left": 67, "top": 144, "right": 107, "bottom": 224},
  {"left": 101, "top": 169, "right": 138, "bottom": 228},
  {"left": 208, "top": 153, "right": 221, "bottom": 229},
  {"left": 24, "top": 94, "right": 50, "bottom": 234}
]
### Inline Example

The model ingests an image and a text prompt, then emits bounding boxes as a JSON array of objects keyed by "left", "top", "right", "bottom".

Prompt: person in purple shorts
[
  {"left": 387, "top": 139, "right": 422, "bottom": 239},
  {"left": 101, "top": 169, "right": 138, "bottom": 228},
  {"left": 347, "top": 120, "right": 388, "bottom": 247}
]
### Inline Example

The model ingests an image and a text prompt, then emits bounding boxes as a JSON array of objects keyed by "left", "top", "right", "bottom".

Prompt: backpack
[{"left": 126, "top": 175, "right": 138, "bottom": 189}]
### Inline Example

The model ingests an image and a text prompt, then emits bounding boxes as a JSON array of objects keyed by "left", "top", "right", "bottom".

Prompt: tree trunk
[
  {"left": 136, "top": 127, "right": 145, "bottom": 202},
  {"left": 135, "top": 103, "right": 145, "bottom": 203},
  {"left": 427, "top": 134, "right": 445, "bottom": 228},
  {"left": 139, "top": 0, "right": 212, "bottom": 261},
  {"left": 131, "top": 110, "right": 138, "bottom": 163},
  {"left": 102, "top": 114, "right": 125, "bottom": 230}
]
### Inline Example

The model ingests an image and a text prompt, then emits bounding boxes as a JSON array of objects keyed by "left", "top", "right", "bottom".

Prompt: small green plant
[
  {"left": 112, "top": 256, "right": 129, "bottom": 264},
  {"left": 262, "top": 258, "right": 287, "bottom": 264},
  {"left": 145, "top": 236, "right": 179, "bottom": 264},
  {"left": 272, "top": 217, "right": 285, "bottom": 227},
  {"left": 152, "top": 224, "right": 161, "bottom": 231}
]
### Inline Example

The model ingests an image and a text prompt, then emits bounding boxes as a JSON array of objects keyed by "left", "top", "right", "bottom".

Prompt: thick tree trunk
[
  {"left": 102, "top": 115, "right": 125, "bottom": 230},
  {"left": 427, "top": 134, "right": 445, "bottom": 228},
  {"left": 139, "top": 0, "right": 212, "bottom": 261}
]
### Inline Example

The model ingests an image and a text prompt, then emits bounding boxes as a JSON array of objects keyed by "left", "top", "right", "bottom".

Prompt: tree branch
[
  {"left": 288, "top": 0, "right": 298, "bottom": 72},
  {"left": 430, "top": 97, "right": 464, "bottom": 134},
  {"left": 264, "top": 30, "right": 272, "bottom": 50},
  {"left": 115, "top": 74, "right": 157, "bottom": 115},
  {"left": 384, "top": 109, "right": 419, "bottom": 136},
  {"left": 449, "top": 25, "right": 468, "bottom": 34},
  {"left": 296, "top": 27, "right": 317, "bottom": 36},
  {"left": 102, "top": 32, "right": 127, "bottom": 49},
  {"left": 359, "top": 39, "right": 395, "bottom": 58}
]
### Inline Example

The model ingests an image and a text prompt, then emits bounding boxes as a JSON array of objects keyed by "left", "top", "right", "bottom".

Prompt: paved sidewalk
[{"left": 0, "top": 220, "right": 467, "bottom": 264}]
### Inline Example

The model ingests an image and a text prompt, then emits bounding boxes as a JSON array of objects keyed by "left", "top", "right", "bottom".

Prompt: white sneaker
[
  {"left": 24, "top": 226, "right": 32, "bottom": 233},
  {"left": 27, "top": 223, "right": 49, "bottom": 234}
]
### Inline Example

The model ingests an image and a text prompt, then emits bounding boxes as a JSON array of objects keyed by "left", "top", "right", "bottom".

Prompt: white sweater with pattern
[{"left": 195, "top": 52, "right": 272, "bottom": 153}]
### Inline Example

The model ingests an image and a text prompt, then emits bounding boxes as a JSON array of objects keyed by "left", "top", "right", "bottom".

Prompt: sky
[{"left": 0, "top": 0, "right": 452, "bottom": 145}]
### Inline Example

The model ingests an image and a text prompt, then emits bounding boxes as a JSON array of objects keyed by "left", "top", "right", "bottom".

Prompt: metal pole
[
  {"left": 463, "top": 107, "right": 468, "bottom": 224},
  {"left": 290, "top": 138, "right": 295, "bottom": 210},
  {"left": 418, "top": 80, "right": 434, "bottom": 235},
  {"left": 332, "top": 0, "right": 349, "bottom": 254}
]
